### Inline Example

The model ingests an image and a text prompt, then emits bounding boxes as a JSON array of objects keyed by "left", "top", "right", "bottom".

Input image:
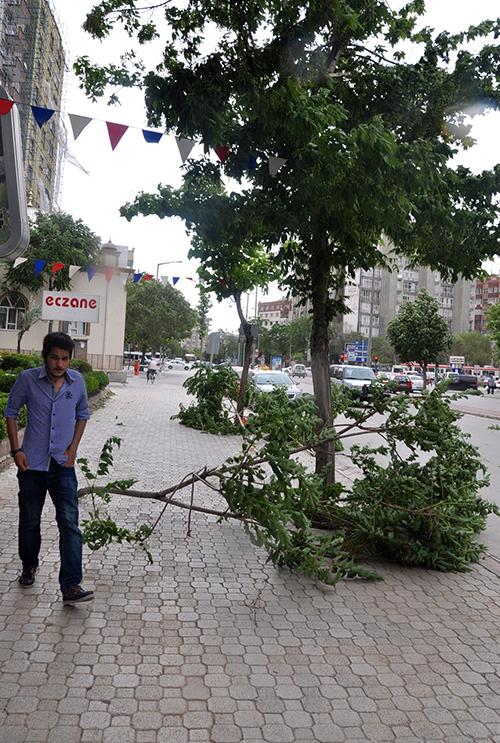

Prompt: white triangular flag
[
  {"left": 13, "top": 257, "right": 28, "bottom": 268},
  {"left": 65, "top": 149, "right": 90, "bottom": 175},
  {"left": 69, "top": 114, "right": 92, "bottom": 140},
  {"left": 175, "top": 137, "right": 195, "bottom": 163},
  {"left": 269, "top": 156, "right": 287, "bottom": 177},
  {"left": 69, "top": 265, "right": 80, "bottom": 278},
  {"left": 160, "top": 276, "right": 169, "bottom": 286}
]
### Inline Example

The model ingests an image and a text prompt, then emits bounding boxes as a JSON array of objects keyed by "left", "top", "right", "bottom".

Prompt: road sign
[
  {"left": 206, "top": 331, "right": 221, "bottom": 356},
  {"left": 345, "top": 340, "right": 368, "bottom": 364}
]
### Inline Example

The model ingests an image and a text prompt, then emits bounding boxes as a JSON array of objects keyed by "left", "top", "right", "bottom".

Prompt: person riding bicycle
[{"left": 146, "top": 358, "right": 158, "bottom": 383}]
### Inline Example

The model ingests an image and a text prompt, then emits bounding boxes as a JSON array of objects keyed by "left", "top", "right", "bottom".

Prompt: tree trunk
[
  {"left": 17, "top": 331, "right": 24, "bottom": 354},
  {"left": 310, "top": 234, "right": 335, "bottom": 484},
  {"left": 234, "top": 292, "right": 253, "bottom": 415},
  {"left": 422, "top": 361, "right": 428, "bottom": 390}
]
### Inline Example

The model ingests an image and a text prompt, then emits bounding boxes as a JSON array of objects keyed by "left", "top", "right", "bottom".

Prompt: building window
[
  {"left": 0, "top": 293, "right": 27, "bottom": 330},
  {"left": 60, "top": 321, "right": 89, "bottom": 336}
]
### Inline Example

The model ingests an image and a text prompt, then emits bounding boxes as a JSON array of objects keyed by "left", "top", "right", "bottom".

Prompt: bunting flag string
[
  {"left": 0, "top": 95, "right": 288, "bottom": 173},
  {"left": 10, "top": 257, "right": 196, "bottom": 285}
]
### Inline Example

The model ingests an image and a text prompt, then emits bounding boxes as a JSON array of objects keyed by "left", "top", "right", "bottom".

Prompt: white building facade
[{"left": 0, "top": 241, "right": 132, "bottom": 370}]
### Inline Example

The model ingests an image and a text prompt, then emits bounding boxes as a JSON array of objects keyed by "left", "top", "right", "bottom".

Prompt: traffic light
[
  {"left": 373, "top": 355, "right": 379, "bottom": 362},
  {"left": 0, "top": 86, "right": 29, "bottom": 260}
]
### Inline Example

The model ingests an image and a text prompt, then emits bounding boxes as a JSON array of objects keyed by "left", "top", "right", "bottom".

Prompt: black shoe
[
  {"left": 18, "top": 566, "right": 37, "bottom": 588},
  {"left": 62, "top": 585, "right": 94, "bottom": 605}
]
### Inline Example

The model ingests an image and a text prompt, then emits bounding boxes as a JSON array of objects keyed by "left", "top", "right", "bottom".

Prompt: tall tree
[
  {"left": 125, "top": 280, "right": 197, "bottom": 353},
  {"left": 371, "top": 335, "right": 396, "bottom": 365},
  {"left": 486, "top": 304, "right": 500, "bottom": 354},
  {"left": 450, "top": 331, "right": 493, "bottom": 367},
  {"left": 196, "top": 288, "right": 212, "bottom": 356},
  {"left": 387, "top": 290, "right": 452, "bottom": 387},
  {"left": 3, "top": 211, "right": 101, "bottom": 293},
  {"left": 78, "top": 1, "right": 500, "bottom": 481}
]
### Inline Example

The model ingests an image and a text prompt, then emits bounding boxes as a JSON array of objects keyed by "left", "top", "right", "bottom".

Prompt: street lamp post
[{"left": 156, "top": 260, "right": 183, "bottom": 280}]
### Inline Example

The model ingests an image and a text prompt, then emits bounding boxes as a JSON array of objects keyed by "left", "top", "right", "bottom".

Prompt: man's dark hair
[{"left": 42, "top": 332, "right": 74, "bottom": 360}]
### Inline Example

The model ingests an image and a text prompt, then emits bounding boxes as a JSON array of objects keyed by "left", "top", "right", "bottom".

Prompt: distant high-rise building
[
  {"left": 357, "top": 241, "right": 474, "bottom": 338},
  {"left": 0, "top": 0, "right": 66, "bottom": 211},
  {"left": 473, "top": 275, "right": 500, "bottom": 333}
]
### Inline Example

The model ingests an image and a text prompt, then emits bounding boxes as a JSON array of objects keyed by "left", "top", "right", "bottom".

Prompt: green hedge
[
  {"left": 0, "top": 354, "right": 109, "bottom": 442},
  {"left": 70, "top": 358, "right": 93, "bottom": 374},
  {"left": 83, "top": 370, "right": 109, "bottom": 397},
  {"left": 0, "top": 352, "right": 41, "bottom": 371}
]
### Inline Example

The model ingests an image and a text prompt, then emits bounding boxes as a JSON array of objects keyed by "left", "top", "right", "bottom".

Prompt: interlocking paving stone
[{"left": 1, "top": 373, "right": 500, "bottom": 742}]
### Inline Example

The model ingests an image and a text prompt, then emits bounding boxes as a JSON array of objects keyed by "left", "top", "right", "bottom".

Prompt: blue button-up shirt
[{"left": 4, "top": 366, "right": 90, "bottom": 471}]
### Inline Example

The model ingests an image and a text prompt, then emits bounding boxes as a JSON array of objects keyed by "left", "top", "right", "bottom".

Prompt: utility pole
[{"left": 366, "top": 268, "right": 375, "bottom": 366}]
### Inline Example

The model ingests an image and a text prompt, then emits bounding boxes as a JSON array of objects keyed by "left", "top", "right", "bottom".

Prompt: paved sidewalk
[{"left": 1, "top": 373, "right": 500, "bottom": 743}]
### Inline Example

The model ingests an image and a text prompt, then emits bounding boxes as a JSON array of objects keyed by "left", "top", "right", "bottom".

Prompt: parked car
[
  {"left": 445, "top": 373, "right": 478, "bottom": 391},
  {"left": 407, "top": 374, "right": 424, "bottom": 393},
  {"left": 290, "top": 363, "right": 307, "bottom": 378},
  {"left": 330, "top": 364, "right": 377, "bottom": 398},
  {"left": 166, "top": 359, "right": 193, "bottom": 370},
  {"left": 248, "top": 370, "right": 302, "bottom": 400},
  {"left": 377, "top": 372, "right": 413, "bottom": 394}
]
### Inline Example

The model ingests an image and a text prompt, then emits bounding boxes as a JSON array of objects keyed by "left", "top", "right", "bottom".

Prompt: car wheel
[{"left": 168, "top": 365, "right": 173, "bottom": 369}]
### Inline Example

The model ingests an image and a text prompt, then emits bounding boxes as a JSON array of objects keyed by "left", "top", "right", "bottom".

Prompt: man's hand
[
  {"left": 64, "top": 448, "right": 77, "bottom": 467},
  {"left": 14, "top": 451, "right": 29, "bottom": 472}
]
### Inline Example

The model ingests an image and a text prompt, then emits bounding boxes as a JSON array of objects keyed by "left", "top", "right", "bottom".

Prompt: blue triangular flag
[
  {"left": 31, "top": 105, "right": 55, "bottom": 128},
  {"left": 34, "top": 259, "right": 46, "bottom": 276},
  {"left": 172, "top": 276, "right": 180, "bottom": 285},
  {"left": 142, "top": 129, "right": 163, "bottom": 143},
  {"left": 133, "top": 272, "right": 143, "bottom": 283},
  {"left": 248, "top": 154, "right": 257, "bottom": 171},
  {"left": 86, "top": 265, "right": 97, "bottom": 282}
]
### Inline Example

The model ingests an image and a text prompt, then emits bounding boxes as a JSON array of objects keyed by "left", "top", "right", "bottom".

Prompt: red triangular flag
[
  {"left": 51, "top": 262, "right": 65, "bottom": 274},
  {"left": 142, "top": 273, "right": 154, "bottom": 281},
  {"left": 103, "top": 267, "right": 115, "bottom": 283},
  {"left": 214, "top": 145, "right": 229, "bottom": 164},
  {"left": 106, "top": 122, "right": 128, "bottom": 150},
  {"left": 0, "top": 98, "right": 14, "bottom": 115}
]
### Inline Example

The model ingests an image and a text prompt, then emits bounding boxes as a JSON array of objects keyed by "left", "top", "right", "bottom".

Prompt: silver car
[
  {"left": 330, "top": 364, "right": 377, "bottom": 398},
  {"left": 249, "top": 370, "right": 302, "bottom": 400}
]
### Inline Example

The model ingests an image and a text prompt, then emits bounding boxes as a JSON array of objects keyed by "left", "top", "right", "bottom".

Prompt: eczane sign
[{"left": 42, "top": 291, "right": 100, "bottom": 323}]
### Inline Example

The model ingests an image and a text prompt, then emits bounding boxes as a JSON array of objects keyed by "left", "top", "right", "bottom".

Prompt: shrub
[
  {"left": 70, "top": 358, "right": 93, "bottom": 373},
  {"left": 0, "top": 370, "right": 18, "bottom": 393},
  {"left": 83, "top": 370, "right": 109, "bottom": 397},
  {"left": 0, "top": 353, "right": 40, "bottom": 370}
]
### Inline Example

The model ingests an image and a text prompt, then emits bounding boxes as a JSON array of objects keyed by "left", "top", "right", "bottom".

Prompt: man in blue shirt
[{"left": 5, "top": 332, "right": 94, "bottom": 605}]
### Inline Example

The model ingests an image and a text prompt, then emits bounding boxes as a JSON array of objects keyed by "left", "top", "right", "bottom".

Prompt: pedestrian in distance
[
  {"left": 4, "top": 332, "right": 94, "bottom": 605},
  {"left": 133, "top": 359, "right": 141, "bottom": 376},
  {"left": 486, "top": 375, "right": 496, "bottom": 395}
]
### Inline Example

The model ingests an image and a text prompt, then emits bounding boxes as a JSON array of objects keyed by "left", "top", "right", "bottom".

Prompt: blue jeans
[{"left": 17, "top": 458, "right": 83, "bottom": 591}]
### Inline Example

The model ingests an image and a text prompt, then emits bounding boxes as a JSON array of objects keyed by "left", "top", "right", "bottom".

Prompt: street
[{"left": 1, "top": 370, "right": 500, "bottom": 743}]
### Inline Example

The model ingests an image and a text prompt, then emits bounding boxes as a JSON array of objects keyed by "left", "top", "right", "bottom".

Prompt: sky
[{"left": 51, "top": 0, "right": 500, "bottom": 333}]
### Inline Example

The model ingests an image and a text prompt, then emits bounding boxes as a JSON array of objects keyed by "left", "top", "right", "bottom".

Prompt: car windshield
[
  {"left": 343, "top": 367, "right": 375, "bottom": 380},
  {"left": 254, "top": 373, "right": 293, "bottom": 385}
]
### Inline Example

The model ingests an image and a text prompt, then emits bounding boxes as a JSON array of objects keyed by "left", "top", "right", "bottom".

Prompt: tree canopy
[
  {"left": 125, "top": 280, "right": 197, "bottom": 352},
  {"left": 3, "top": 211, "right": 101, "bottom": 293},
  {"left": 450, "top": 331, "right": 493, "bottom": 367},
  {"left": 486, "top": 303, "right": 500, "bottom": 352},
  {"left": 387, "top": 290, "right": 452, "bottom": 377},
  {"left": 77, "top": 0, "right": 500, "bottom": 479}
]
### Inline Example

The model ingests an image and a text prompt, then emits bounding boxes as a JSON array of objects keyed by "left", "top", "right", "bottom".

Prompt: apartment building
[
  {"left": 258, "top": 298, "right": 292, "bottom": 328},
  {"left": 473, "top": 275, "right": 500, "bottom": 333},
  {"left": 358, "top": 253, "right": 473, "bottom": 339},
  {"left": 0, "top": 0, "right": 65, "bottom": 210}
]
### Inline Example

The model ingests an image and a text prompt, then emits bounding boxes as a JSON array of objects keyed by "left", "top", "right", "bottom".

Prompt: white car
[
  {"left": 166, "top": 359, "right": 193, "bottom": 370},
  {"left": 407, "top": 374, "right": 424, "bottom": 392},
  {"left": 249, "top": 370, "right": 302, "bottom": 400}
]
